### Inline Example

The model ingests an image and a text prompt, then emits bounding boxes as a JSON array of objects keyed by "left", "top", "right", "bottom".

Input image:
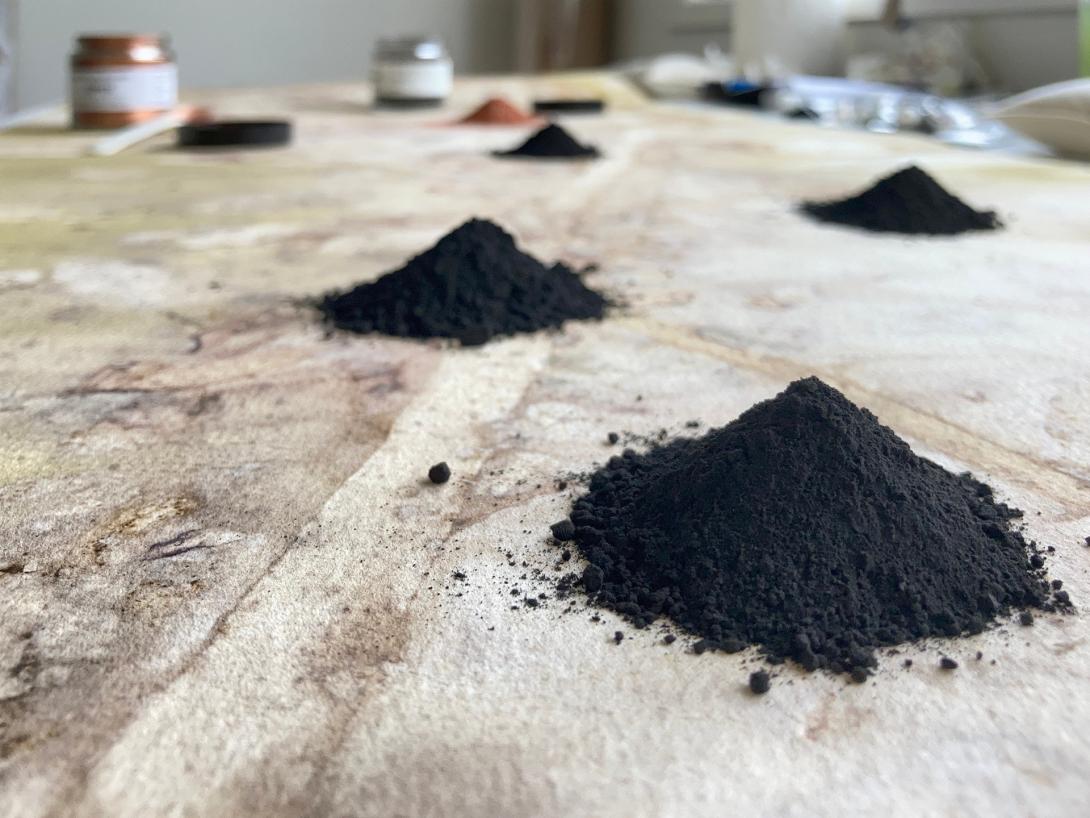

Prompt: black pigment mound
[
  {"left": 561, "top": 377, "right": 1061, "bottom": 675},
  {"left": 318, "top": 218, "right": 608, "bottom": 345},
  {"left": 494, "top": 123, "right": 600, "bottom": 159},
  {"left": 801, "top": 165, "right": 1001, "bottom": 235}
]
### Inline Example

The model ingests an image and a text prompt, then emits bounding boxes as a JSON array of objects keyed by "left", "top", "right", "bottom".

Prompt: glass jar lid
[{"left": 374, "top": 36, "right": 448, "bottom": 63}]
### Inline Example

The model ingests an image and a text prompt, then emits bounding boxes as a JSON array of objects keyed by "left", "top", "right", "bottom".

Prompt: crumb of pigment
[
  {"left": 801, "top": 166, "right": 1001, "bottom": 235},
  {"left": 456, "top": 97, "right": 540, "bottom": 125},
  {"left": 550, "top": 519, "right": 576, "bottom": 541},
  {"left": 749, "top": 671, "right": 771, "bottom": 695},
  {"left": 940, "top": 657, "right": 959, "bottom": 670},
  {"left": 428, "top": 462, "right": 451, "bottom": 484},
  {"left": 318, "top": 218, "right": 608, "bottom": 345},
  {"left": 494, "top": 123, "right": 600, "bottom": 159},
  {"left": 558, "top": 377, "right": 1067, "bottom": 677}
]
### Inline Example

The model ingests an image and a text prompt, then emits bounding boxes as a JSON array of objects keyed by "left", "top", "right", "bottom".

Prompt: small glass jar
[
  {"left": 372, "top": 36, "right": 453, "bottom": 107},
  {"left": 70, "top": 34, "right": 178, "bottom": 129}
]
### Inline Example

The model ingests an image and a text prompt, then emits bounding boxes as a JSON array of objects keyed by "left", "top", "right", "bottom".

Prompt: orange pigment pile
[{"left": 456, "top": 98, "right": 540, "bottom": 125}]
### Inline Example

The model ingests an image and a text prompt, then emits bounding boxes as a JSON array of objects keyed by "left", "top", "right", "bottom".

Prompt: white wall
[{"left": 12, "top": 0, "right": 515, "bottom": 109}]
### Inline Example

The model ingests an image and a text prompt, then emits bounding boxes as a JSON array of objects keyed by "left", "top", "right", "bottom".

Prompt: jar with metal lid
[
  {"left": 372, "top": 36, "right": 453, "bottom": 107},
  {"left": 70, "top": 34, "right": 178, "bottom": 129}
]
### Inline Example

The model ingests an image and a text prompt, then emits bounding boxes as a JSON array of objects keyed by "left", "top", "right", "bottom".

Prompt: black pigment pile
[
  {"left": 558, "top": 378, "right": 1063, "bottom": 675},
  {"left": 801, "top": 165, "right": 1001, "bottom": 235},
  {"left": 495, "top": 123, "right": 600, "bottom": 159},
  {"left": 318, "top": 218, "right": 608, "bottom": 345}
]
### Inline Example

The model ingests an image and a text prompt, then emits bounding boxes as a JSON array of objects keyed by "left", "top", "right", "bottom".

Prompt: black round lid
[
  {"left": 177, "top": 120, "right": 292, "bottom": 148},
  {"left": 533, "top": 99, "right": 605, "bottom": 114}
]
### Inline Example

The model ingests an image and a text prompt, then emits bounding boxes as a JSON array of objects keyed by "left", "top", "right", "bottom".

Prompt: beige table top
[{"left": 1, "top": 73, "right": 1089, "bottom": 818}]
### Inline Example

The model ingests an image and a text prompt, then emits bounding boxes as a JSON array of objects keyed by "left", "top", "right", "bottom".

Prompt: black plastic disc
[
  {"left": 177, "top": 120, "right": 292, "bottom": 148},
  {"left": 532, "top": 99, "right": 605, "bottom": 114}
]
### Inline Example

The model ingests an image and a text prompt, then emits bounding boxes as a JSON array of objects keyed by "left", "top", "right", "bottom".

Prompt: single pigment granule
[
  {"left": 555, "top": 377, "right": 1068, "bottom": 677},
  {"left": 801, "top": 166, "right": 1001, "bottom": 235},
  {"left": 318, "top": 218, "right": 608, "bottom": 345},
  {"left": 494, "top": 123, "right": 600, "bottom": 159},
  {"left": 749, "top": 670, "right": 771, "bottom": 695},
  {"left": 428, "top": 462, "right": 451, "bottom": 484}
]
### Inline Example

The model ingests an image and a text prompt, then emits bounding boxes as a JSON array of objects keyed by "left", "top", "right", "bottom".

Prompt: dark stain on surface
[
  {"left": 0, "top": 732, "right": 35, "bottom": 761},
  {"left": 145, "top": 529, "right": 201, "bottom": 553},
  {"left": 186, "top": 392, "right": 223, "bottom": 417},
  {"left": 144, "top": 543, "right": 212, "bottom": 561},
  {"left": 0, "top": 308, "right": 442, "bottom": 812},
  {"left": 300, "top": 593, "right": 413, "bottom": 698}
]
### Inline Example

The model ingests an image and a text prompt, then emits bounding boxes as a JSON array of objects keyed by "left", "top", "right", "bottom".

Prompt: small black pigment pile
[
  {"left": 557, "top": 378, "right": 1066, "bottom": 676},
  {"left": 495, "top": 123, "right": 600, "bottom": 159},
  {"left": 801, "top": 166, "right": 1001, "bottom": 235},
  {"left": 318, "top": 218, "right": 607, "bottom": 345}
]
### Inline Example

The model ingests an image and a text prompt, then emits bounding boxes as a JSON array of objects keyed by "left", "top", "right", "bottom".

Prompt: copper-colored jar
[{"left": 70, "top": 35, "right": 178, "bottom": 129}]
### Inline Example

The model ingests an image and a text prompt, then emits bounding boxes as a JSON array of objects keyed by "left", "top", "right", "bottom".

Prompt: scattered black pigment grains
[
  {"left": 559, "top": 377, "right": 1066, "bottom": 677},
  {"left": 801, "top": 165, "right": 1001, "bottom": 235},
  {"left": 318, "top": 218, "right": 608, "bottom": 345},
  {"left": 495, "top": 123, "right": 600, "bottom": 159}
]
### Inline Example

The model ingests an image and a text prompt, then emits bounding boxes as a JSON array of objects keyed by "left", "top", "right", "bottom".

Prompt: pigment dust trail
[
  {"left": 555, "top": 377, "right": 1068, "bottom": 677},
  {"left": 802, "top": 165, "right": 1001, "bottom": 235},
  {"left": 318, "top": 218, "right": 608, "bottom": 346}
]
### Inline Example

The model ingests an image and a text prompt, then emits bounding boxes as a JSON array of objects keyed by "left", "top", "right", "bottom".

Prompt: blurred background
[{"left": 1, "top": 0, "right": 1084, "bottom": 117}]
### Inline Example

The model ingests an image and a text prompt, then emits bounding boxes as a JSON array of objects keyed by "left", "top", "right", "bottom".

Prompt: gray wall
[
  {"left": 11, "top": 0, "right": 516, "bottom": 110},
  {"left": 846, "top": 8, "right": 1079, "bottom": 92},
  {"left": 0, "top": 0, "right": 13, "bottom": 115},
  {"left": 10, "top": 0, "right": 1082, "bottom": 110},
  {"left": 613, "top": 0, "right": 732, "bottom": 61},
  {"left": 613, "top": 0, "right": 1079, "bottom": 93},
  {"left": 969, "top": 11, "right": 1080, "bottom": 91}
]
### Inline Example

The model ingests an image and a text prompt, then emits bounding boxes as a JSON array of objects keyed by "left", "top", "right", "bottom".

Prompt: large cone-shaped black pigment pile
[
  {"left": 801, "top": 166, "right": 1001, "bottom": 235},
  {"left": 561, "top": 378, "right": 1062, "bottom": 675},
  {"left": 494, "top": 123, "right": 600, "bottom": 159},
  {"left": 318, "top": 218, "right": 608, "bottom": 345}
]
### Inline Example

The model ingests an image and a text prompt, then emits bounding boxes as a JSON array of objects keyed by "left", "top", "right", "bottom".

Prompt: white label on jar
[
  {"left": 71, "top": 65, "right": 178, "bottom": 113},
  {"left": 373, "top": 60, "right": 453, "bottom": 100}
]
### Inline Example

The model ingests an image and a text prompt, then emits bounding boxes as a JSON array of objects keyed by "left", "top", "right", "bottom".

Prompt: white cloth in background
[{"left": 992, "top": 79, "right": 1090, "bottom": 160}]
